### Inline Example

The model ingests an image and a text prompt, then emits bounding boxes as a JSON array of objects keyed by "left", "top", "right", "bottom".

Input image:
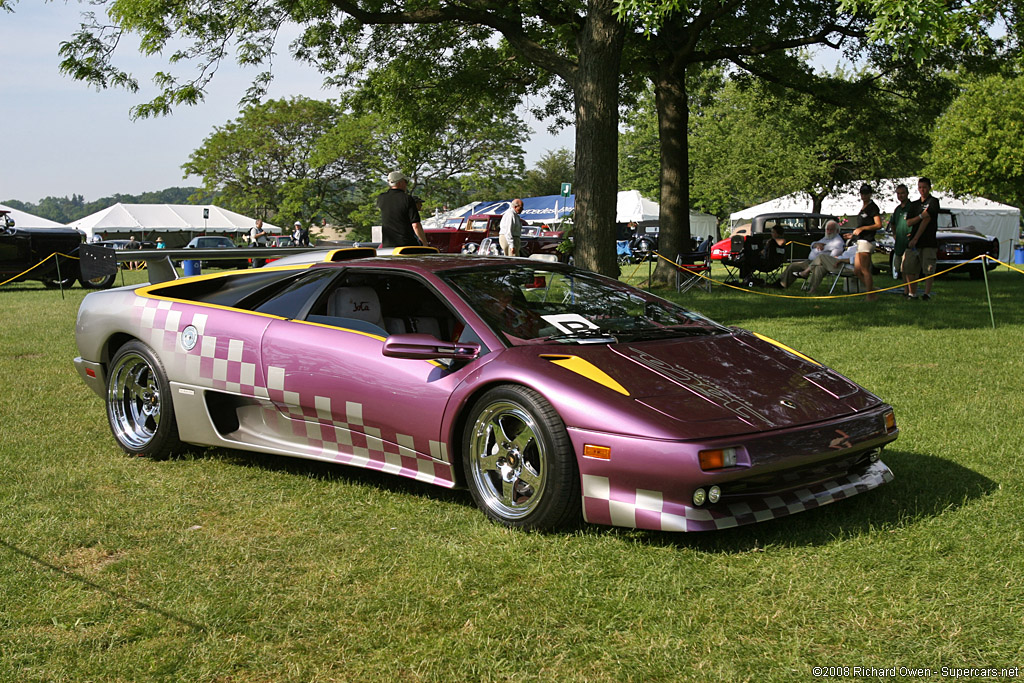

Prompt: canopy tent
[
  {"left": 731, "top": 180, "right": 1021, "bottom": 262},
  {"left": 615, "top": 190, "right": 719, "bottom": 239},
  {"left": 70, "top": 203, "right": 281, "bottom": 246},
  {"left": 463, "top": 191, "right": 719, "bottom": 233},
  {"left": 0, "top": 203, "right": 68, "bottom": 228},
  {"left": 421, "top": 202, "right": 480, "bottom": 229},
  {"left": 472, "top": 195, "right": 576, "bottom": 224}
]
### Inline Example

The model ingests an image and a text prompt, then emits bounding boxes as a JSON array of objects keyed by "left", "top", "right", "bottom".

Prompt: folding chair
[
  {"left": 725, "top": 233, "right": 786, "bottom": 287},
  {"left": 753, "top": 237, "right": 788, "bottom": 286},
  {"left": 827, "top": 262, "right": 860, "bottom": 294},
  {"left": 675, "top": 240, "right": 712, "bottom": 293},
  {"left": 721, "top": 234, "right": 748, "bottom": 284}
]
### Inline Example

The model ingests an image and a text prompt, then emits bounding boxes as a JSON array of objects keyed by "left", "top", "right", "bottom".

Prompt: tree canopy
[
  {"left": 55, "top": 0, "right": 626, "bottom": 274},
  {"left": 927, "top": 73, "right": 1024, "bottom": 208}
]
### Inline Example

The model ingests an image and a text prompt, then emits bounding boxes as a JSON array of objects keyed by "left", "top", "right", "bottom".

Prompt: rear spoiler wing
[{"left": 78, "top": 244, "right": 440, "bottom": 285}]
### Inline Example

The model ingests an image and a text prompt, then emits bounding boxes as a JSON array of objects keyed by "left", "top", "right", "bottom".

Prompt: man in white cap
[
  {"left": 499, "top": 198, "right": 524, "bottom": 256},
  {"left": 376, "top": 171, "right": 426, "bottom": 247}
]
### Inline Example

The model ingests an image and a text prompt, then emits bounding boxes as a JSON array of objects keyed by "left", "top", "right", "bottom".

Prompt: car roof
[
  {"left": 308, "top": 254, "right": 569, "bottom": 276},
  {"left": 754, "top": 212, "right": 838, "bottom": 219}
]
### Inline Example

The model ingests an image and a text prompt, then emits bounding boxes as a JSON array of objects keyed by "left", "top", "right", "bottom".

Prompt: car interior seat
[{"left": 326, "top": 286, "right": 389, "bottom": 334}]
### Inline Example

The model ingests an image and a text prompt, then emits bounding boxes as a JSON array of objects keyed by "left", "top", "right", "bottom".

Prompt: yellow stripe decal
[
  {"left": 752, "top": 332, "right": 821, "bottom": 366},
  {"left": 541, "top": 355, "right": 630, "bottom": 396}
]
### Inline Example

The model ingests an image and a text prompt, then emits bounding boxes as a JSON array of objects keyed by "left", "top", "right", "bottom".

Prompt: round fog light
[
  {"left": 708, "top": 486, "right": 721, "bottom": 504},
  {"left": 692, "top": 488, "right": 707, "bottom": 506}
]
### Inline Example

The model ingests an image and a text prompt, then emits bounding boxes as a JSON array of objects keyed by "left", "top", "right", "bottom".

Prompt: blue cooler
[
  {"left": 183, "top": 260, "right": 202, "bottom": 276},
  {"left": 1015, "top": 245, "right": 1024, "bottom": 265}
]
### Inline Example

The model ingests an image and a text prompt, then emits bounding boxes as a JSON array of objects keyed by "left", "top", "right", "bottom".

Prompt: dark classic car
[
  {"left": 1, "top": 209, "right": 116, "bottom": 289},
  {"left": 711, "top": 213, "right": 840, "bottom": 262},
  {"left": 875, "top": 209, "right": 999, "bottom": 279},
  {"left": 185, "top": 235, "right": 249, "bottom": 269},
  {"left": 74, "top": 253, "right": 898, "bottom": 533}
]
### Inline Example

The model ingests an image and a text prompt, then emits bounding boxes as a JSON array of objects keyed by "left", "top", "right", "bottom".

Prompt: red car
[{"left": 424, "top": 213, "right": 501, "bottom": 253}]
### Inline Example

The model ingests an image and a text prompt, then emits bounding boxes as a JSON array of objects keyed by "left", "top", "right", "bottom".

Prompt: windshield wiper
[
  {"left": 617, "top": 327, "right": 719, "bottom": 341},
  {"left": 541, "top": 328, "right": 618, "bottom": 344}
]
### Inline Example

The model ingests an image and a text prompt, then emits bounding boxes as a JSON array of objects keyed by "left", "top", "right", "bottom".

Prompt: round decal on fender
[{"left": 180, "top": 325, "right": 198, "bottom": 351}]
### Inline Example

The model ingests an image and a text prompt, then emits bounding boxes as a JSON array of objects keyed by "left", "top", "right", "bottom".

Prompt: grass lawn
[{"left": 2, "top": 264, "right": 1023, "bottom": 681}]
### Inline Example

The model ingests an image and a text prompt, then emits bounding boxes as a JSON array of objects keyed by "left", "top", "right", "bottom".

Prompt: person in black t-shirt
[
  {"left": 906, "top": 177, "right": 940, "bottom": 300},
  {"left": 376, "top": 171, "right": 426, "bottom": 248},
  {"left": 843, "top": 183, "right": 882, "bottom": 301}
]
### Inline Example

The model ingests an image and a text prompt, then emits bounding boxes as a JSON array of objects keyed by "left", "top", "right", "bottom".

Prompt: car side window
[
  {"left": 249, "top": 269, "right": 337, "bottom": 319},
  {"left": 305, "top": 272, "right": 476, "bottom": 345}
]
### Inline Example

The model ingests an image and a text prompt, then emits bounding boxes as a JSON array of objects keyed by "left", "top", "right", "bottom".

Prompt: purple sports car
[{"left": 73, "top": 255, "right": 897, "bottom": 532}]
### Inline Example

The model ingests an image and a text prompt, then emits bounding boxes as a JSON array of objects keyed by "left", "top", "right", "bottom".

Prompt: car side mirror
[{"left": 382, "top": 333, "right": 481, "bottom": 361}]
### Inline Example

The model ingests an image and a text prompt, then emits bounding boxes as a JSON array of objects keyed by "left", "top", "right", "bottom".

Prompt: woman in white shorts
[{"left": 844, "top": 184, "right": 882, "bottom": 301}]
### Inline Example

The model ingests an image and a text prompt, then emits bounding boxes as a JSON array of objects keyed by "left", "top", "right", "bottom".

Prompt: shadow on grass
[
  {"left": 175, "top": 445, "right": 995, "bottom": 552},
  {"left": 656, "top": 270, "right": 1024, "bottom": 331},
  {"left": 627, "top": 449, "right": 997, "bottom": 552},
  {"left": 179, "top": 446, "right": 475, "bottom": 510}
]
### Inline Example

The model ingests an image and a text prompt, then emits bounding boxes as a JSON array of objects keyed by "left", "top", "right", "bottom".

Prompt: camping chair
[
  {"left": 616, "top": 240, "right": 634, "bottom": 265},
  {"left": 721, "top": 234, "right": 748, "bottom": 284},
  {"left": 724, "top": 233, "right": 786, "bottom": 287},
  {"left": 752, "top": 236, "right": 788, "bottom": 286},
  {"left": 675, "top": 238, "right": 712, "bottom": 293}
]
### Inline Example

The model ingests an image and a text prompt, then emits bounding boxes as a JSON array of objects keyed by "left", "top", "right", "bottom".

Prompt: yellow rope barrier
[
  {"left": 655, "top": 251, "right": 1007, "bottom": 300},
  {"left": 0, "top": 252, "right": 81, "bottom": 288}
]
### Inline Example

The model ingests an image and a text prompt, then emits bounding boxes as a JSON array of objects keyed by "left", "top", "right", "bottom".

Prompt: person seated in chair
[
  {"left": 804, "top": 242, "right": 858, "bottom": 294},
  {"left": 780, "top": 220, "right": 845, "bottom": 288},
  {"left": 724, "top": 227, "right": 786, "bottom": 286},
  {"left": 734, "top": 225, "right": 786, "bottom": 285}
]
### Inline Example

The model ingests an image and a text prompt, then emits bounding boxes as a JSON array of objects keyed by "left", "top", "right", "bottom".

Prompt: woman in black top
[{"left": 844, "top": 183, "right": 883, "bottom": 301}]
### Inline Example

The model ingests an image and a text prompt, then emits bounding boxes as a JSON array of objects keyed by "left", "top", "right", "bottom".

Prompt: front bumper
[{"left": 572, "top": 405, "right": 898, "bottom": 532}]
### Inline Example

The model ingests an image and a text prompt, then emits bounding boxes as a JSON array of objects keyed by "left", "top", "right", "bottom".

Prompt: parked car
[
  {"left": 474, "top": 225, "right": 570, "bottom": 262},
  {"left": 184, "top": 235, "right": 249, "bottom": 269},
  {"left": 0, "top": 209, "right": 116, "bottom": 289},
  {"left": 711, "top": 213, "right": 839, "bottom": 262},
  {"left": 74, "top": 254, "right": 897, "bottom": 533},
  {"left": 94, "top": 238, "right": 158, "bottom": 251},
  {"left": 875, "top": 209, "right": 999, "bottom": 279},
  {"left": 426, "top": 214, "right": 502, "bottom": 253}
]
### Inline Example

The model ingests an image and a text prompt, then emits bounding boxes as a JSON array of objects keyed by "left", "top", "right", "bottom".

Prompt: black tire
[
  {"left": 80, "top": 272, "right": 117, "bottom": 289},
  {"left": 462, "top": 385, "right": 581, "bottom": 530},
  {"left": 41, "top": 274, "right": 77, "bottom": 289},
  {"left": 106, "top": 340, "right": 182, "bottom": 459}
]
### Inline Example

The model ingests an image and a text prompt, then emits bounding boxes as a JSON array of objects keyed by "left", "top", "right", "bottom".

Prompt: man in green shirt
[{"left": 885, "top": 183, "right": 917, "bottom": 297}]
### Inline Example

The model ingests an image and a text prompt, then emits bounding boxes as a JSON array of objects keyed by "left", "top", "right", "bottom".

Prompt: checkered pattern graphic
[
  {"left": 130, "top": 295, "right": 453, "bottom": 488},
  {"left": 581, "top": 460, "right": 894, "bottom": 532}
]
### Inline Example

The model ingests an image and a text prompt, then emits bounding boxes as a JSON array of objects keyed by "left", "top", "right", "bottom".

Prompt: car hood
[{"left": 533, "top": 330, "right": 878, "bottom": 439}]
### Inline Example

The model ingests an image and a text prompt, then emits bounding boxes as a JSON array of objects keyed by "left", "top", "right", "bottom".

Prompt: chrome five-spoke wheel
[
  {"left": 106, "top": 341, "right": 181, "bottom": 458},
  {"left": 463, "top": 385, "right": 580, "bottom": 530}
]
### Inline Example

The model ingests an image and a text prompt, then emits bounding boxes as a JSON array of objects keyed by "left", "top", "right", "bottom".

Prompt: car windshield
[{"left": 442, "top": 265, "right": 727, "bottom": 345}]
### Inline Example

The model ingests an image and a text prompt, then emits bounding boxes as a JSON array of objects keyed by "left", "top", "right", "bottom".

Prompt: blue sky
[{"left": 0, "top": 3, "right": 573, "bottom": 203}]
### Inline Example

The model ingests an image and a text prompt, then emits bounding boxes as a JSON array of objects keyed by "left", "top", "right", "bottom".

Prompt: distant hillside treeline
[{"left": 3, "top": 187, "right": 215, "bottom": 224}]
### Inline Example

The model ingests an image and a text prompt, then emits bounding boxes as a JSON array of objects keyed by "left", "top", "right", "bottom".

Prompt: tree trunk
[
  {"left": 810, "top": 191, "right": 825, "bottom": 214},
  {"left": 650, "top": 72, "right": 691, "bottom": 285},
  {"left": 571, "top": 0, "right": 624, "bottom": 277}
]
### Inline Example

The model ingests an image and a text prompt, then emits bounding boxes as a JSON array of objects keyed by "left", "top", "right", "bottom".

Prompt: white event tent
[
  {"left": 0, "top": 202, "right": 69, "bottom": 228},
  {"left": 70, "top": 203, "right": 281, "bottom": 247},
  {"left": 730, "top": 180, "right": 1020, "bottom": 262},
  {"left": 615, "top": 190, "right": 719, "bottom": 237}
]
